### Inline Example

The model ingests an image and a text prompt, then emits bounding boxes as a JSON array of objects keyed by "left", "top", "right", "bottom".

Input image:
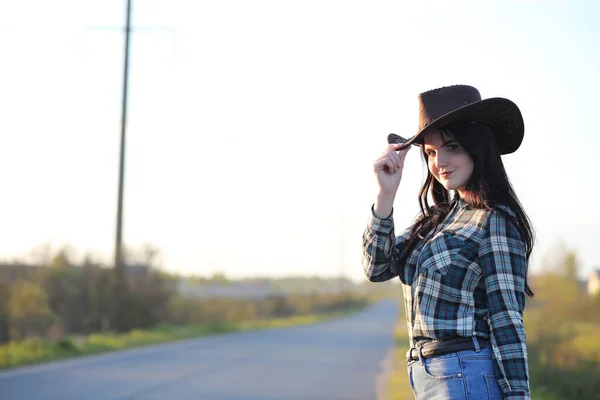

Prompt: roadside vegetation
[
  {"left": 0, "top": 247, "right": 378, "bottom": 370},
  {"left": 0, "top": 307, "right": 363, "bottom": 370}
]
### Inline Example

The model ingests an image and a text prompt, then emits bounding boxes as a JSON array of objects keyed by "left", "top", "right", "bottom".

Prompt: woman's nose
[{"left": 434, "top": 152, "right": 448, "bottom": 168}]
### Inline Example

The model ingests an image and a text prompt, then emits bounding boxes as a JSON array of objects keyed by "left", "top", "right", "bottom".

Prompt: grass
[
  {"left": 384, "top": 313, "right": 414, "bottom": 400},
  {"left": 524, "top": 307, "right": 600, "bottom": 400},
  {"left": 0, "top": 306, "right": 364, "bottom": 371}
]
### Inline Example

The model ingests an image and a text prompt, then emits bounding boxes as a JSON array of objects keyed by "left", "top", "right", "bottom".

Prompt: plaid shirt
[{"left": 362, "top": 199, "right": 530, "bottom": 399}]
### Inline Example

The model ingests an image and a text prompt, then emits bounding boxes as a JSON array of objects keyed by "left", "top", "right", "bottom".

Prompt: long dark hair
[{"left": 402, "top": 122, "right": 535, "bottom": 297}]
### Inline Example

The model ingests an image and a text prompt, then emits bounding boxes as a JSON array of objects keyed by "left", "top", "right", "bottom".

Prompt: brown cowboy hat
[{"left": 395, "top": 85, "right": 524, "bottom": 154}]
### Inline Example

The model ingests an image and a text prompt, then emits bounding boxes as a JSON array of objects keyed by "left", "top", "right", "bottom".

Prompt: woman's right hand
[{"left": 373, "top": 143, "right": 411, "bottom": 197}]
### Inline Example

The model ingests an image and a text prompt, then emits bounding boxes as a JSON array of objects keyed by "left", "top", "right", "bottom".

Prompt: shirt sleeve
[
  {"left": 361, "top": 205, "right": 415, "bottom": 282},
  {"left": 479, "top": 210, "right": 530, "bottom": 399}
]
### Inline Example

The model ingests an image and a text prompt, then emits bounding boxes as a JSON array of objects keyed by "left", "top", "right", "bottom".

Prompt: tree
[
  {"left": 0, "top": 281, "right": 10, "bottom": 343},
  {"left": 50, "top": 249, "right": 71, "bottom": 270},
  {"left": 8, "top": 280, "right": 56, "bottom": 340}
]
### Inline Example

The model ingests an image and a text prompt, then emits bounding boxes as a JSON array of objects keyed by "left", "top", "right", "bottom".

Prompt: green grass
[
  {"left": 384, "top": 313, "right": 414, "bottom": 400},
  {"left": 0, "top": 307, "right": 364, "bottom": 371},
  {"left": 524, "top": 307, "right": 600, "bottom": 400}
]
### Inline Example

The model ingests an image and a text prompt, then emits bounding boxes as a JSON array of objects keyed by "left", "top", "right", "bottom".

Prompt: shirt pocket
[
  {"left": 417, "top": 232, "right": 473, "bottom": 276},
  {"left": 416, "top": 231, "right": 481, "bottom": 292}
]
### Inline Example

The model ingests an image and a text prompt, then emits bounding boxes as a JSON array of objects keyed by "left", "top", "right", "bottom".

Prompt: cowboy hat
[{"left": 391, "top": 85, "right": 524, "bottom": 154}]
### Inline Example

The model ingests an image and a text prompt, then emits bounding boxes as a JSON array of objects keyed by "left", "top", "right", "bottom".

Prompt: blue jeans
[{"left": 407, "top": 339, "right": 503, "bottom": 399}]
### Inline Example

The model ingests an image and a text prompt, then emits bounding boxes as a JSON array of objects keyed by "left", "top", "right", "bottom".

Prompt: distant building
[
  {"left": 588, "top": 269, "right": 600, "bottom": 296},
  {"left": 177, "top": 280, "right": 283, "bottom": 299}
]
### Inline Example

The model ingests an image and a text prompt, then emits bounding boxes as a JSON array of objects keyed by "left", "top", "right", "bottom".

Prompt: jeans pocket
[
  {"left": 421, "top": 355, "right": 463, "bottom": 380},
  {"left": 484, "top": 374, "right": 503, "bottom": 399}
]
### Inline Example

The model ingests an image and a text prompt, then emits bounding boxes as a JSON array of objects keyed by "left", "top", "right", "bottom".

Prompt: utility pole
[
  {"left": 338, "top": 209, "right": 345, "bottom": 294},
  {"left": 115, "top": 0, "right": 132, "bottom": 273},
  {"left": 113, "top": 0, "right": 133, "bottom": 331},
  {"left": 112, "top": 1, "right": 174, "bottom": 274},
  {"left": 80, "top": 0, "right": 173, "bottom": 330}
]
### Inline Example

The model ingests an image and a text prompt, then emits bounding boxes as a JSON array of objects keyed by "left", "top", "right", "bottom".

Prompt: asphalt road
[{"left": 0, "top": 300, "right": 399, "bottom": 400}]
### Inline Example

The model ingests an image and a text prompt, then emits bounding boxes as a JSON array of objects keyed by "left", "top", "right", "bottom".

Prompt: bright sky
[{"left": 1, "top": 0, "right": 599, "bottom": 282}]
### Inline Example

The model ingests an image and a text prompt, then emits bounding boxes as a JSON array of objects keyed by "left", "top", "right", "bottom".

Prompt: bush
[{"left": 54, "top": 338, "right": 78, "bottom": 352}]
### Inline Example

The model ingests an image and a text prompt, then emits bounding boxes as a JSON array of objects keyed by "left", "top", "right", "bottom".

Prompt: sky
[{"left": 1, "top": 0, "right": 599, "bottom": 282}]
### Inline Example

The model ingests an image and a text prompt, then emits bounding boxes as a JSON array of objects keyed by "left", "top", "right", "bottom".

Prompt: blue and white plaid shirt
[{"left": 362, "top": 199, "right": 530, "bottom": 399}]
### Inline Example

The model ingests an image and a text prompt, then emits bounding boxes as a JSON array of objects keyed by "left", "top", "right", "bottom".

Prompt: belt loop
[
  {"left": 418, "top": 346, "right": 425, "bottom": 365},
  {"left": 472, "top": 336, "right": 481, "bottom": 353}
]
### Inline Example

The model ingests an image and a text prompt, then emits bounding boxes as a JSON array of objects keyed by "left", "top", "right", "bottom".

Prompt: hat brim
[{"left": 407, "top": 97, "right": 524, "bottom": 155}]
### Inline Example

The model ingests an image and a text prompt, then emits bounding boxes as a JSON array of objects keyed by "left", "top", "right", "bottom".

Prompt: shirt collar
[{"left": 451, "top": 195, "right": 467, "bottom": 210}]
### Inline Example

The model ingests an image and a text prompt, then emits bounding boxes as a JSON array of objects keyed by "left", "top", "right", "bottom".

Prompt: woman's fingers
[
  {"left": 390, "top": 143, "right": 410, "bottom": 153},
  {"left": 374, "top": 143, "right": 412, "bottom": 174},
  {"left": 389, "top": 151, "right": 401, "bottom": 167},
  {"left": 385, "top": 159, "right": 396, "bottom": 174},
  {"left": 373, "top": 156, "right": 395, "bottom": 173},
  {"left": 395, "top": 145, "right": 411, "bottom": 165},
  {"left": 387, "top": 146, "right": 410, "bottom": 167},
  {"left": 372, "top": 141, "right": 412, "bottom": 196}
]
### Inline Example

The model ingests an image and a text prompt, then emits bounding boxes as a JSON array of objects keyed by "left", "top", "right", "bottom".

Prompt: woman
[{"left": 362, "top": 85, "right": 534, "bottom": 399}]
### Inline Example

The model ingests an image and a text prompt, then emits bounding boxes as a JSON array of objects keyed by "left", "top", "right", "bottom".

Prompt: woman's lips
[{"left": 439, "top": 171, "right": 454, "bottom": 178}]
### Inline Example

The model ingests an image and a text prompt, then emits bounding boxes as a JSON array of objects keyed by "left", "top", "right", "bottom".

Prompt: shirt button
[{"left": 457, "top": 373, "right": 463, "bottom": 377}]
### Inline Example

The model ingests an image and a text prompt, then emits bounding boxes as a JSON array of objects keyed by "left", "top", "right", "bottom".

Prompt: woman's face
[{"left": 423, "top": 129, "right": 474, "bottom": 197}]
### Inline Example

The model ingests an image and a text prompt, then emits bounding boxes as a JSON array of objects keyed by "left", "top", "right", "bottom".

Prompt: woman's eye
[
  {"left": 445, "top": 144, "right": 460, "bottom": 152},
  {"left": 426, "top": 150, "right": 435, "bottom": 157}
]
